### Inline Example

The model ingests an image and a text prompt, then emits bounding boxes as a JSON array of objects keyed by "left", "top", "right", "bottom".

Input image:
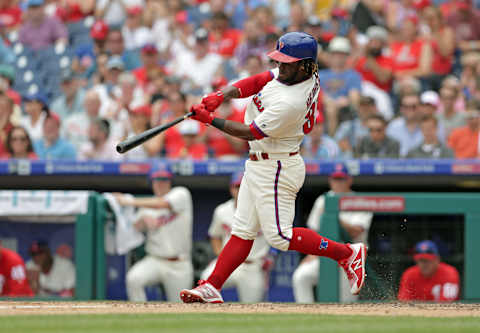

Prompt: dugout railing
[{"left": 318, "top": 193, "right": 480, "bottom": 302}]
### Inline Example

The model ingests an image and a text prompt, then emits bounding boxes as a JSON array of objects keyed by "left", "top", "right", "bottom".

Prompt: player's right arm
[
  {"left": 3, "top": 263, "right": 33, "bottom": 297},
  {"left": 397, "top": 269, "right": 415, "bottom": 301}
]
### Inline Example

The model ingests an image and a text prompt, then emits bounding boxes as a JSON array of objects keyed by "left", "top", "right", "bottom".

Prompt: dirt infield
[{"left": 0, "top": 302, "right": 478, "bottom": 317}]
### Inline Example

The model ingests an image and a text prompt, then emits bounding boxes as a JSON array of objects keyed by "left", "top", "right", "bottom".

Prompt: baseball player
[
  {"left": 180, "top": 32, "right": 367, "bottom": 304},
  {"left": 0, "top": 242, "right": 33, "bottom": 297},
  {"left": 201, "top": 172, "right": 270, "bottom": 302},
  {"left": 398, "top": 240, "right": 459, "bottom": 302},
  {"left": 292, "top": 166, "right": 373, "bottom": 303},
  {"left": 114, "top": 170, "right": 193, "bottom": 302}
]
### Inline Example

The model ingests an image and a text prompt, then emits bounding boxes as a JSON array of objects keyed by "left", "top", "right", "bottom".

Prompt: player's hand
[
  {"left": 201, "top": 91, "right": 224, "bottom": 112},
  {"left": 190, "top": 104, "right": 214, "bottom": 124}
]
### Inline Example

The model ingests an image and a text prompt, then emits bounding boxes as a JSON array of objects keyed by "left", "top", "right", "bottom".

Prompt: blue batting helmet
[{"left": 267, "top": 32, "right": 318, "bottom": 63}]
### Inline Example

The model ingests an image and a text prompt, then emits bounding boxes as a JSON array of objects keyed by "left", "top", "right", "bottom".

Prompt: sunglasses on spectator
[
  {"left": 11, "top": 136, "right": 27, "bottom": 142},
  {"left": 368, "top": 127, "right": 384, "bottom": 132}
]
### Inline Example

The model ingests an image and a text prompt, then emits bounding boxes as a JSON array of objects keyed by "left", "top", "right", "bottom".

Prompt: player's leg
[
  {"left": 292, "top": 257, "right": 319, "bottom": 303},
  {"left": 234, "top": 263, "right": 265, "bottom": 303},
  {"left": 162, "top": 260, "right": 193, "bottom": 302},
  {"left": 126, "top": 256, "right": 164, "bottom": 302},
  {"left": 201, "top": 259, "right": 235, "bottom": 288}
]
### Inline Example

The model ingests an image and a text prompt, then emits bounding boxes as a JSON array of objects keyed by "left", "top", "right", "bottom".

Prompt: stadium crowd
[{"left": 0, "top": 0, "right": 479, "bottom": 161}]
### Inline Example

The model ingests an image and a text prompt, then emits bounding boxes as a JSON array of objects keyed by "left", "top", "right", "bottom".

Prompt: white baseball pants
[{"left": 126, "top": 255, "right": 193, "bottom": 302}]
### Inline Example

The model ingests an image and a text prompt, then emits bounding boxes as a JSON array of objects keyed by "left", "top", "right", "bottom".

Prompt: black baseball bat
[{"left": 116, "top": 112, "right": 194, "bottom": 154}]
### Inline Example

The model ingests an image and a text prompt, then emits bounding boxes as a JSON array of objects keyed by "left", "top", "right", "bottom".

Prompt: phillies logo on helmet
[{"left": 278, "top": 41, "right": 284, "bottom": 50}]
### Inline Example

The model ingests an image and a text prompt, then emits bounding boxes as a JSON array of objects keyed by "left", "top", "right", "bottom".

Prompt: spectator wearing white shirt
[
  {"left": 21, "top": 92, "right": 48, "bottom": 142},
  {"left": 95, "top": 0, "right": 145, "bottom": 27},
  {"left": 122, "top": 5, "right": 152, "bottom": 50},
  {"left": 79, "top": 118, "right": 120, "bottom": 161}
]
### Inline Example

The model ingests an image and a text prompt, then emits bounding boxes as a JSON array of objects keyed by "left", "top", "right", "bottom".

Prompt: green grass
[{"left": 1, "top": 314, "right": 479, "bottom": 333}]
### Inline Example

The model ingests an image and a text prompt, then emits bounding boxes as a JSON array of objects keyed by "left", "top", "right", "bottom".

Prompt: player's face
[
  {"left": 328, "top": 177, "right": 352, "bottom": 193},
  {"left": 276, "top": 61, "right": 303, "bottom": 83},
  {"left": 416, "top": 258, "right": 439, "bottom": 277},
  {"left": 152, "top": 180, "right": 171, "bottom": 197}
]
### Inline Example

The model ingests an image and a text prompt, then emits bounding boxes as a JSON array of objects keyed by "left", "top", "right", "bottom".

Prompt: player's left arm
[{"left": 114, "top": 193, "right": 171, "bottom": 210}]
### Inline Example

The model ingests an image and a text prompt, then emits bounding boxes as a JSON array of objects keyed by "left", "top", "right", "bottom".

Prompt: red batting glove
[
  {"left": 190, "top": 103, "right": 214, "bottom": 124},
  {"left": 201, "top": 91, "right": 224, "bottom": 112}
]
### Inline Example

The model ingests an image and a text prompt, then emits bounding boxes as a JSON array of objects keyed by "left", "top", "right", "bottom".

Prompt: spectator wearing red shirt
[
  {"left": 4, "top": 126, "right": 38, "bottom": 159},
  {"left": 208, "top": 12, "right": 242, "bottom": 58},
  {"left": 448, "top": 100, "right": 480, "bottom": 159},
  {"left": 0, "top": 243, "right": 33, "bottom": 297},
  {"left": 446, "top": 0, "right": 480, "bottom": 52},
  {"left": 0, "top": 91, "right": 14, "bottom": 158},
  {"left": 354, "top": 26, "right": 394, "bottom": 92},
  {"left": 390, "top": 15, "right": 433, "bottom": 79},
  {"left": 132, "top": 44, "right": 165, "bottom": 95},
  {"left": 0, "top": 0, "right": 22, "bottom": 29},
  {"left": 167, "top": 120, "right": 208, "bottom": 160},
  {"left": 398, "top": 240, "right": 459, "bottom": 302},
  {"left": 55, "top": 0, "right": 95, "bottom": 23}
]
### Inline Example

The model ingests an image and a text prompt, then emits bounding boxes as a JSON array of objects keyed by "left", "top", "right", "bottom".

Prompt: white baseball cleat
[
  {"left": 180, "top": 280, "right": 224, "bottom": 304},
  {"left": 338, "top": 243, "right": 367, "bottom": 295}
]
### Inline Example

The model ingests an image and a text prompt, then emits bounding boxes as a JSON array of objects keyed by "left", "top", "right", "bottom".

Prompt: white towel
[{"left": 104, "top": 193, "right": 145, "bottom": 255}]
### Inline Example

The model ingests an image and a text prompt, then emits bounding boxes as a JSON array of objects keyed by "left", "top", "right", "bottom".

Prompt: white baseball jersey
[
  {"left": 26, "top": 255, "right": 75, "bottom": 296},
  {"left": 208, "top": 199, "right": 269, "bottom": 261},
  {"left": 135, "top": 187, "right": 193, "bottom": 259},
  {"left": 307, "top": 192, "right": 373, "bottom": 244},
  {"left": 245, "top": 68, "right": 320, "bottom": 153}
]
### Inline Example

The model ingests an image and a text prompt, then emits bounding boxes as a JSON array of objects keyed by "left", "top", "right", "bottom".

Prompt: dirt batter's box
[{"left": 318, "top": 193, "right": 480, "bottom": 302}]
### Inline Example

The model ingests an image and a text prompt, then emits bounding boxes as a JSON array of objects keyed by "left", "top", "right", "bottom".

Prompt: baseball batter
[
  {"left": 293, "top": 166, "right": 373, "bottom": 303},
  {"left": 181, "top": 32, "right": 367, "bottom": 303},
  {"left": 114, "top": 170, "right": 193, "bottom": 302},
  {"left": 201, "top": 172, "right": 270, "bottom": 302}
]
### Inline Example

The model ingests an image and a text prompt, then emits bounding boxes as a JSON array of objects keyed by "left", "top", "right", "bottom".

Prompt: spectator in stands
[
  {"left": 123, "top": 104, "right": 163, "bottom": 160},
  {"left": 335, "top": 96, "right": 377, "bottom": 158},
  {"left": 0, "top": 36, "right": 15, "bottom": 65},
  {"left": 0, "top": 0, "right": 22, "bottom": 29},
  {"left": 0, "top": 241, "right": 33, "bottom": 297},
  {"left": 355, "top": 114, "right": 400, "bottom": 158},
  {"left": 105, "top": 28, "right": 141, "bottom": 71},
  {"left": 354, "top": 26, "right": 394, "bottom": 93},
  {"left": 319, "top": 37, "right": 362, "bottom": 136},
  {"left": 0, "top": 91, "right": 14, "bottom": 158},
  {"left": 234, "top": 17, "right": 266, "bottom": 68},
  {"left": 169, "top": 28, "right": 223, "bottom": 93},
  {"left": 19, "top": 0, "right": 68, "bottom": 51},
  {"left": 167, "top": 120, "right": 208, "bottom": 160},
  {"left": 50, "top": 70, "right": 85, "bottom": 121},
  {"left": 387, "top": 94, "right": 423, "bottom": 157},
  {"left": 407, "top": 116, "right": 454, "bottom": 158},
  {"left": 448, "top": 100, "right": 480, "bottom": 159},
  {"left": 4, "top": 126, "right": 37, "bottom": 159},
  {"left": 438, "top": 87, "right": 466, "bottom": 139},
  {"left": 398, "top": 240, "right": 459, "bottom": 302},
  {"left": 0, "top": 65, "right": 20, "bottom": 104},
  {"left": 26, "top": 240, "right": 75, "bottom": 297},
  {"left": 95, "top": 0, "right": 131, "bottom": 27},
  {"left": 122, "top": 5, "right": 152, "bottom": 50},
  {"left": 33, "top": 112, "right": 76, "bottom": 160},
  {"left": 55, "top": 0, "right": 95, "bottom": 23},
  {"left": 422, "top": 6, "right": 455, "bottom": 84},
  {"left": 302, "top": 117, "right": 341, "bottom": 159},
  {"left": 79, "top": 118, "right": 120, "bottom": 161},
  {"left": 92, "top": 56, "right": 125, "bottom": 115},
  {"left": 133, "top": 44, "right": 165, "bottom": 94},
  {"left": 446, "top": 0, "right": 480, "bottom": 53},
  {"left": 62, "top": 89, "right": 101, "bottom": 151},
  {"left": 208, "top": 12, "right": 242, "bottom": 58},
  {"left": 21, "top": 92, "right": 49, "bottom": 141},
  {"left": 390, "top": 15, "right": 432, "bottom": 80},
  {"left": 419, "top": 91, "right": 446, "bottom": 142}
]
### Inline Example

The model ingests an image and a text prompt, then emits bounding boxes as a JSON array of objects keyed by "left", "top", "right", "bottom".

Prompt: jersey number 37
[{"left": 303, "top": 101, "right": 316, "bottom": 134}]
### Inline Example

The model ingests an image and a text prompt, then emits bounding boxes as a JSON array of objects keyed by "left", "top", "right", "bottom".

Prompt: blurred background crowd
[{"left": 0, "top": 0, "right": 480, "bottom": 161}]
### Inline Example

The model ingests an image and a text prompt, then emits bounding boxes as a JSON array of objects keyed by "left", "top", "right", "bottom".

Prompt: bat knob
[{"left": 116, "top": 144, "right": 125, "bottom": 154}]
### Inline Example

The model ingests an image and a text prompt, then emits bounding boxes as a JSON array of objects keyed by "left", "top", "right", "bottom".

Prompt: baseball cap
[
  {"left": 179, "top": 119, "right": 200, "bottom": 136},
  {"left": 328, "top": 37, "right": 351, "bottom": 54},
  {"left": 330, "top": 164, "right": 349, "bottom": 179},
  {"left": 149, "top": 170, "right": 173, "bottom": 181},
  {"left": 45, "top": 112, "right": 61, "bottom": 125},
  {"left": 130, "top": 104, "right": 152, "bottom": 118},
  {"left": 127, "top": 5, "right": 143, "bottom": 16},
  {"left": 107, "top": 56, "right": 125, "bottom": 70},
  {"left": 267, "top": 31, "right": 318, "bottom": 63},
  {"left": 414, "top": 240, "right": 439, "bottom": 261},
  {"left": 29, "top": 240, "right": 49, "bottom": 256},
  {"left": 142, "top": 43, "right": 158, "bottom": 55},
  {"left": 421, "top": 91, "right": 440, "bottom": 107},
  {"left": 413, "top": 0, "right": 431, "bottom": 10},
  {"left": 60, "top": 69, "right": 76, "bottom": 83},
  {"left": 23, "top": 91, "right": 48, "bottom": 109},
  {"left": 230, "top": 172, "right": 243, "bottom": 186},
  {"left": 195, "top": 28, "right": 209, "bottom": 42},
  {"left": 90, "top": 20, "right": 109, "bottom": 41},
  {"left": 456, "top": 0, "right": 471, "bottom": 9},
  {"left": 366, "top": 26, "right": 388, "bottom": 42},
  {"left": 27, "top": 0, "right": 44, "bottom": 8}
]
